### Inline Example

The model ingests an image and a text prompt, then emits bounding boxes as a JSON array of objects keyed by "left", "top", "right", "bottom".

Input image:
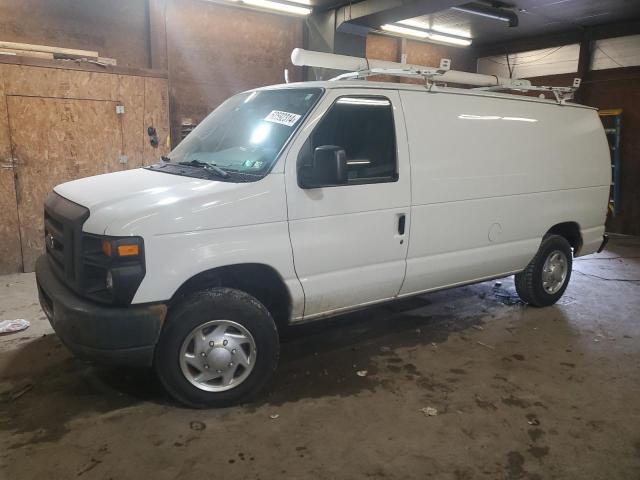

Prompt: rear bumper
[{"left": 35, "top": 255, "right": 167, "bottom": 367}]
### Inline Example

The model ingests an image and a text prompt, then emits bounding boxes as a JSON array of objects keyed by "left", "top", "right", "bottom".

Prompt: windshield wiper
[{"left": 177, "top": 159, "right": 230, "bottom": 179}]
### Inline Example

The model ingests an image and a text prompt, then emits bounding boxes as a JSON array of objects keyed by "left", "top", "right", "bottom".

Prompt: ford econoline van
[{"left": 36, "top": 53, "right": 610, "bottom": 407}]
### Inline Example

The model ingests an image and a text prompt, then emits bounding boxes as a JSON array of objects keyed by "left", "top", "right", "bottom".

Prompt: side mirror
[{"left": 299, "top": 145, "right": 348, "bottom": 188}]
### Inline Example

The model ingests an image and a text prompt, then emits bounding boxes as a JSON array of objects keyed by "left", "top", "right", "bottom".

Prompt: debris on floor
[
  {"left": 0, "top": 318, "right": 29, "bottom": 335},
  {"left": 476, "top": 341, "right": 495, "bottom": 350},
  {"left": 356, "top": 370, "right": 368, "bottom": 377},
  {"left": 269, "top": 414, "right": 280, "bottom": 420},
  {"left": 419, "top": 407, "right": 439, "bottom": 417},
  {"left": 189, "top": 421, "right": 206, "bottom": 431},
  {"left": 9, "top": 384, "right": 33, "bottom": 401},
  {"left": 527, "top": 415, "right": 541, "bottom": 426}
]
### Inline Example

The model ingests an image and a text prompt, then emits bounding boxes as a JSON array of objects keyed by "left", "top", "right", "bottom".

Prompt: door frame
[{"left": 282, "top": 87, "right": 412, "bottom": 320}]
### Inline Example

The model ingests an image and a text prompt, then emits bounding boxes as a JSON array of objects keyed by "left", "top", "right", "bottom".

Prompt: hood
[{"left": 54, "top": 168, "right": 286, "bottom": 236}]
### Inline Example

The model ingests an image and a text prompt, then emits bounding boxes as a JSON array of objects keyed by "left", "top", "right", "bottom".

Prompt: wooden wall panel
[
  {"left": 365, "top": 34, "right": 400, "bottom": 83},
  {"left": 8, "top": 97, "right": 123, "bottom": 271},
  {"left": 2, "top": 65, "right": 119, "bottom": 100},
  {"left": 0, "top": 64, "right": 170, "bottom": 273},
  {"left": 118, "top": 75, "right": 145, "bottom": 169},
  {"left": 0, "top": 66, "right": 23, "bottom": 274},
  {"left": 366, "top": 34, "right": 400, "bottom": 62},
  {"left": 143, "top": 77, "right": 171, "bottom": 165}
]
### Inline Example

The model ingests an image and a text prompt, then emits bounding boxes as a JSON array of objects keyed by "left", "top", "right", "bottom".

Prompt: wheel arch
[
  {"left": 545, "top": 221, "right": 583, "bottom": 255},
  {"left": 170, "top": 263, "right": 292, "bottom": 329}
]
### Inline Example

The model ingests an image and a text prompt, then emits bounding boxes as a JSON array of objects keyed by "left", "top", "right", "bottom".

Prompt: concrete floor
[{"left": 1, "top": 236, "right": 639, "bottom": 480}]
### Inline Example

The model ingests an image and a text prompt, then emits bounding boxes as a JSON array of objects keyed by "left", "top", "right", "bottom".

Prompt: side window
[{"left": 299, "top": 96, "right": 398, "bottom": 186}]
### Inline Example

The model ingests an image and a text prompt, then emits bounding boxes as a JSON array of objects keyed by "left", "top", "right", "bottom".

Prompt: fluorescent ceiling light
[
  {"left": 381, "top": 24, "right": 429, "bottom": 39},
  {"left": 429, "top": 33, "right": 472, "bottom": 46},
  {"left": 242, "top": 0, "right": 312, "bottom": 15},
  {"left": 381, "top": 23, "right": 472, "bottom": 46},
  {"left": 399, "top": 19, "right": 471, "bottom": 39}
]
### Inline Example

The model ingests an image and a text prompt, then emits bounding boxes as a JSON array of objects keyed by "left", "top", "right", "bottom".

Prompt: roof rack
[
  {"left": 472, "top": 78, "right": 582, "bottom": 104},
  {"left": 291, "top": 48, "right": 581, "bottom": 105}
]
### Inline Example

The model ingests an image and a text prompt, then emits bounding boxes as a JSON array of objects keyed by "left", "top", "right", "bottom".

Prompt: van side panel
[{"left": 399, "top": 91, "right": 610, "bottom": 296}]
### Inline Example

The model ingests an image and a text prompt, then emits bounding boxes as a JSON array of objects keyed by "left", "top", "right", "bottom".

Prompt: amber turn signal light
[
  {"left": 102, "top": 240, "right": 139, "bottom": 257},
  {"left": 117, "top": 244, "right": 140, "bottom": 257}
]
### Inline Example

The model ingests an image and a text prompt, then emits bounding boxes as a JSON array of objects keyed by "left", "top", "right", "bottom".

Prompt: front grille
[{"left": 44, "top": 192, "right": 90, "bottom": 295}]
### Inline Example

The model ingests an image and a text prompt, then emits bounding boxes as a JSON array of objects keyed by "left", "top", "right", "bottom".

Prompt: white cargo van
[{"left": 36, "top": 50, "right": 610, "bottom": 407}]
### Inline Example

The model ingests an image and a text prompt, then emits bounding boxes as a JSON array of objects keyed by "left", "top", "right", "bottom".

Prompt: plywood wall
[
  {"left": 0, "top": 69, "right": 22, "bottom": 274},
  {"left": 0, "top": 63, "right": 169, "bottom": 273}
]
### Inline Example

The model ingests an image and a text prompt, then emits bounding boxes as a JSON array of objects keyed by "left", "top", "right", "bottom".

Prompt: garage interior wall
[
  {"left": 0, "top": 0, "right": 151, "bottom": 69},
  {"left": 165, "top": 0, "right": 304, "bottom": 145}
]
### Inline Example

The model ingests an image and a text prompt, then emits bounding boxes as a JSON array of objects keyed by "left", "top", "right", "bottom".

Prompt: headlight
[{"left": 83, "top": 235, "right": 146, "bottom": 306}]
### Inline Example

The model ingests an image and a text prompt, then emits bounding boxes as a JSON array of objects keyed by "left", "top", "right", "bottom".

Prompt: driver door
[{"left": 284, "top": 89, "right": 411, "bottom": 320}]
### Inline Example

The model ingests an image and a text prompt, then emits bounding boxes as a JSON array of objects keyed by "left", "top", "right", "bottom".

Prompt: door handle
[{"left": 398, "top": 214, "right": 406, "bottom": 235}]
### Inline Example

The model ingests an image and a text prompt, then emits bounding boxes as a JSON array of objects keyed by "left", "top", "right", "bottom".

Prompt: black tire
[
  {"left": 515, "top": 235, "right": 573, "bottom": 307},
  {"left": 154, "top": 288, "right": 279, "bottom": 408}
]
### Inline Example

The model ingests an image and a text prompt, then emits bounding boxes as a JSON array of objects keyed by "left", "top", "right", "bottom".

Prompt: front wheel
[
  {"left": 515, "top": 235, "right": 573, "bottom": 307},
  {"left": 155, "top": 288, "right": 279, "bottom": 408}
]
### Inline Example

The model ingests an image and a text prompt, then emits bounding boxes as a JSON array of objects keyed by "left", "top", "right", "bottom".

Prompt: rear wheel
[
  {"left": 515, "top": 235, "right": 573, "bottom": 307},
  {"left": 155, "top": 288, "right": 279, "bottom": 408}
]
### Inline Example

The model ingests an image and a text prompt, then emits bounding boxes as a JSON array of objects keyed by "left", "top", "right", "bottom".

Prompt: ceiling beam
[{"left": 335, "top": 0, "right": 469, "bottom": 34}]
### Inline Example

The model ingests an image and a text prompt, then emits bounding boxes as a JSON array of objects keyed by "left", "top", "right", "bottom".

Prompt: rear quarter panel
[{"left": 399, "top": 90, "right": 610, "bottom": 295}]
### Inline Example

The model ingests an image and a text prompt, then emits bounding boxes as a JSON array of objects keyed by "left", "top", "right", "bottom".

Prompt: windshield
[{"left": 167, "top": 88, "right": 323, "bottom": 177}]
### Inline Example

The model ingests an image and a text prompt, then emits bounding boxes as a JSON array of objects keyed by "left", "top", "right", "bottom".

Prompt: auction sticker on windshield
[{"left": 264, "top": 110, "right": 301, "bottom": 127}]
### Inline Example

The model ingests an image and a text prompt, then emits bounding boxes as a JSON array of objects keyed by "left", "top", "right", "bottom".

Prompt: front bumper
[{"left": 35, "top": 255, "right": 167, "bottom": 367}]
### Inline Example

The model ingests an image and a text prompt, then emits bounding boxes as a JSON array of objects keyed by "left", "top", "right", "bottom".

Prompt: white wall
[
  {"left": 478, "top": 44, "right": 580, "bottom": 79},
  {"left": 591, "top": 34, "right": 640, "bottom": 70}
]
